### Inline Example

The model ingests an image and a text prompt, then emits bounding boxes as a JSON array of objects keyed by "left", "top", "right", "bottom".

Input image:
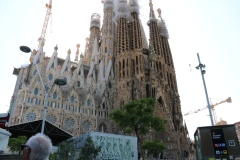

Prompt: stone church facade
[{"left": 8, "top": 0, "right": 193, "bottom": 159}]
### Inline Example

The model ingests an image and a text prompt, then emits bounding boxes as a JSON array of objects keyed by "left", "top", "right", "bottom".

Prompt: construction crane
[
  {"left": 37, "top": 0, "right": 52, "bottom": 50},
  {"left": 184, "top": 97, "right": 232, "bottom": 125}
]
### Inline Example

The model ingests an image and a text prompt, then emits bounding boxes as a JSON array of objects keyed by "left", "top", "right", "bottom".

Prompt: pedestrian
[{"left": 21, "top": 133, "right": 52, "bottom": 160}]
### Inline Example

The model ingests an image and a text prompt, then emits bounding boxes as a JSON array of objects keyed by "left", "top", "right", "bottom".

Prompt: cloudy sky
[{"left": 0, "top": 0, "right": 240, "bottom": 139}]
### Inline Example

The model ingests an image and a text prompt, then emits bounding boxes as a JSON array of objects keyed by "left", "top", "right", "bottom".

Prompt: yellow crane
[
  {"left": 37, "top": 0, "right": 52, "bottom": 50},
  {"left": 184, "top": 97, "right": 232, "bottom": 125}
]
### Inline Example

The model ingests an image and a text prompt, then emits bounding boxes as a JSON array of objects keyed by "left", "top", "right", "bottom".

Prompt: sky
[{"left": 0, "top": 0, "right": 240, "bottom": 139}]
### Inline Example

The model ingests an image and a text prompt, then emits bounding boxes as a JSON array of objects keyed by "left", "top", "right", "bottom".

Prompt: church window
[
  {"left": 33, "top": 70, "right": 37, "bottom": 76},
  {"left": 64, "top": 77, "right": 67, "bottom": 83},
  {"left": 65, "top": 66, "right": 68, "bottom": 72},
  {"left": 105, "top": 39, "right": 108, "bottom": 44},
  {"left": 77, "top": 81, "right": 81, "bottom": 87},
  {"left": 105, "top": 47, "right": 107, "bottom": 53},
  {"left": 83, "top": 121, "right": 90, "bottom": 130},
  {"left": 34, "top": 88, "right": 38, "bottom": 95},
  {"left": 26, "top": 112, "right": 37, "bottom": 122},
  {"left": 53, "top": 92, "right": 57, "bottom": 99},
  {"left": 35, "top": 98, "right": 38, "bottom": 104},
  {"left": 65, "top": 117, "right": 75, "bottom": 128},
  {"left": 51, "top": 63, "right": 54, "bottom": 68},
  {"left": 31, "top": 98, "right": 33, "bottom": 103},
  {"left": 123, "top": 59, "right": 125, "bottom": 69},
  {"left": 48, "top": 74, "right": 53, "bottom": 81},
  {"left": 28, "top": 97, "right": 30, "bottom": 103},
  {"left": 82, "top": 108, "right": 84, "bottom": 113},
  {"left": 70, "top": 96, "right": 74, "bottom": 103},
  {"left": 87, "top": 100, "right": 90, "bottom": 106},
  {"left": 102, "top": 103, "right": 105, "bottom": 109},
  {"left": 47, "top": 115, "right": 56, "bottom": 124},
  {"left": 38, "top": 99, "right": 41, "bottom": 105}
]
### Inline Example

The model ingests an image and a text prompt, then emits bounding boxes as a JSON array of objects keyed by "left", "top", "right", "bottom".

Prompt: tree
[
  {"left": 109, "top": 97, "right": 167, "bottom": 158},
  {"left": 8, "top": 136, "right": 27, "bottom": 156},
  {"left": 142, "top": 139, "right": 165, "bottom": 158},
  {"left": 57, "top": 141, "right": 75, "bottom": 160},
  {"left": 78, "top": 136, "right": 101, "bottom": 160}
]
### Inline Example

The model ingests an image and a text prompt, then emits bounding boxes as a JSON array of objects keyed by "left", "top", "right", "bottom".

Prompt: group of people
[{"left": 21, "top": 133, "right": 52, "bottom": 160}]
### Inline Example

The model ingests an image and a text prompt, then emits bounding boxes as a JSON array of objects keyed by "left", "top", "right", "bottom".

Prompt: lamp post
[
  {"left": 19, "top": 45, "right": 66, "bottom": 133},
  {"left": 195, "top": 53, "right": 214, "bottom": 126}
]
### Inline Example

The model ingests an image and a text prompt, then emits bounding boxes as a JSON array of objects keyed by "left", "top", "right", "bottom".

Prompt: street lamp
[
  {"left": 196, "top": 53, "right": 214, "bottom": 126},
  {"left": 19, "top": 45, "right": 66, "bottom": 133}
]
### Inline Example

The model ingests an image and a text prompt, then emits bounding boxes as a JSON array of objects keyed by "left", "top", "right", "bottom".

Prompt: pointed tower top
[
  {"left": 67, "top": 49, "right": 71, "bottom": 55},
  {"left": 149, "top": 0, "right": 156, "bottom": 18},
  {"left": 54, "top": 45, "right": 58, "bottom": 51},
  {"left": 149, "top": 0, "right": 153, "bottom": 7},
  {"left": 157, "top": 8, "right": 162, "bottom": 20}
]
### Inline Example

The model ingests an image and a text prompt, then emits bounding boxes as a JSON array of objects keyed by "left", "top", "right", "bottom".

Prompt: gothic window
[
  {"left": 64, "top": 77, "right": 67, "bottom": 83},
  {"left": 77, "top": 81, "right": 81, "bottom": 87},
  {"left": 34, "top": 88, "right": 38, "bottom": 95},
  {"left": 105, "top": 47, "right": 107, "bottom": 53},
  {"left": 51, "top": 63, "right": 54, "bottom": 68},
  {"left": 28, "top": 97, "right": 30, "bottom": 103},
  {"left": 99, "top": 123, "right": 107, "bottom": 132},
  {"left": 87, "top": 100, "right": 90, "bottom": 106},
  {"left": 53, "top": 92, "right": 57, "bottom": 99},
  {"left": 65, "top": 117, "right": 75, "bottom": 128},
  {"left": 65, "top": 66, "right": 68, "bottom": 72},
  {"left": 48, "top": 74, "right": 53, "bottom": 81},
  {"left": 26, "top": 112, "right": 37, "bottom": 122},
  {"left": 102, "top": 103, "right": 105, "bottom": 109},
  {"left": 33, "top": 70, "right": 37, "bottom": 76},
  {"left": 158, "top": 96, "right": 164, "bottom": 106},
  {"left": 123, "top": 59, "right": 125, "bottom": 69},
  {"left": 119, "top": 61, "right": 121, "bottom": 71},
  {"left": 47, "top": 115, "right": 56, "bottom": 124},
  {"left": 38, "top": 99, "right": 41, "bottom": 105},
  {"left": 83, "top": 121, "right": 90, "bottom": 130},
  {"left": 70, "top": 96, "right": 74, "bottom": 103},
  {"left": 105, "top": 39, "right": 108, "bottom": 44}
]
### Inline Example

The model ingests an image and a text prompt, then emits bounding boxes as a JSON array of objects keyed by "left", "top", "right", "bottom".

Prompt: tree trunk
[{"left": 136, "top": 133, "right": 145, "bottom": 159}]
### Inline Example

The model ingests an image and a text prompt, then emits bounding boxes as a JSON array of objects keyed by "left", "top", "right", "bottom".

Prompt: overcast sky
[{"left": 0, "top": 0, "right": 240, "bottom": 139}]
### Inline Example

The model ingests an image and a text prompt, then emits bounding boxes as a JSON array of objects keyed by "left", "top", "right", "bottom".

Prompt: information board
[{"left": 211, "top": 129, "right": 228, "bottom": 155}]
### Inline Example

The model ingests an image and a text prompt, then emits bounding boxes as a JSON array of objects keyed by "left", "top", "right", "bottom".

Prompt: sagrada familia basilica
[{"left": 8, "top": 0, "right": 194, "bottom": 159}]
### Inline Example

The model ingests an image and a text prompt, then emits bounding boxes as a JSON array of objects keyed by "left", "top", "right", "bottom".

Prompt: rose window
[
  {"left": 83, "top": 121, "right": 90, "bottom": 130},
  {"left": 26, "top": 112, "right": 37, "bottom": 122},
  {"left": 65, "top": 117, "right": 75, "bottom": 128},
  {"left": 46, "top": 115, "right": 56, "bottom": 124}
]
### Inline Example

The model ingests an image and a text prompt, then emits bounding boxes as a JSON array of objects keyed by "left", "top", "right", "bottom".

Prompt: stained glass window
[
  {"left": 49, "top": 73, "right": 53, "bottom": 81},
  {"left": 34, "top": 88, "right": 38, "bottom": 95},
  {"left": 87, "top": 100, "right": 90, "bottom": 106},
  {"left": 26, "top": 112, "right": 37, "bottom": 122},
  {"left": 33, "top": 70, "right": 37, "bottom": 76},
  {"left": 65, "top": 117, "right": 75, "bottom": 128},
  {"left": 47, "top": 115, "right": 56, "bottom": 124},
  {"left": 70, "top": 96, "right": 74, "bottom": 103},
  {"left": 83, "top": 121, "right": 90, "bottom": 130},
  {"left": 53, "top": 92, "right": 57, "bottom": 99},
  {"left": 77, "top": 81, "right": 81, "bottom": 87}
]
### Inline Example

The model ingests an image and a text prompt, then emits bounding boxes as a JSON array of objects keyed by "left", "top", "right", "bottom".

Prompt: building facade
[
  {"left": 8, "top": 0, "right": 192, "bottom": 159},
  {"left": 234, "top": 121, "right": 240, "bottom": 145}
]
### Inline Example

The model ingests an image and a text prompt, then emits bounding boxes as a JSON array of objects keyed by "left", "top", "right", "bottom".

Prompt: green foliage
[
  {"left": 142, "top": 139, "right": 165, "bottom": 157},
  {"left": 78, "top": 136, "right": 101, "bottom": 160},
  {"left": 49, "top": 153, "right": 58, "bottom": 160},
  {"left": 109, "top": 97, "right": 167, "bottom": 135},
  {"left": 57, "top": 141, "right": 75, "bottom": 160},
  {"left": 109, "top": 97, "right": 167, "bottom": 158},
  {"left": 8, "top": 136, "right": 27, "bottom": 155}
]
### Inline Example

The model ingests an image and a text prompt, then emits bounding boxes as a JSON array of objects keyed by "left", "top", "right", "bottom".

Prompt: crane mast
[{"left": 37, "top": 0, "right": 52, "bottom": 50}]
